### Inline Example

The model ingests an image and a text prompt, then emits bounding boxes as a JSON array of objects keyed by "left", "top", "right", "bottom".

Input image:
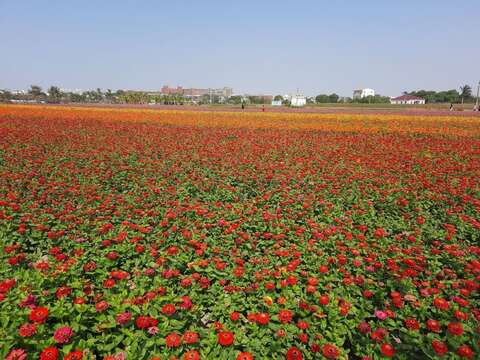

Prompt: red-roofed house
[{"left": 390, "top": 94, "right": 425, "bottom": 105}]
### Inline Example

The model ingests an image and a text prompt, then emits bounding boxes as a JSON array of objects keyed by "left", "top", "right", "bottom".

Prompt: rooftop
[{"left": 391, "top": 94, "right": 424, "bottom": 101}]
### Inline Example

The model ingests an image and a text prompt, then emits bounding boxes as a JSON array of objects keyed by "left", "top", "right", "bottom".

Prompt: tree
[
  {"left": 460, "top": 85, "right": 472, "bottom": 104},
  {"left": 70, "top": 93, "right": 86, "bottom": 103},
  {"left": 228, "top": 96, "right": 243, "bottom": 105},
  {"left": 434, "top": 90, "right": 459, "bottom": 103},
  {"left": 47, "top": 86, "right": 62, "bottom": 103},
  {"left": 352, "top": 95, "right": 390, "bottom": 104},
  {"left": 28, "top": 85, "right": 43, "bottom": 97},
  {"left": 328, "top": 93, "right": 339, "bottom": 103},
  {"left": 274, "top": 95, "right": 283, "bottom": 101},
  {"left": 315, "top": 94, "right": 330, "bottom": 103},
  {"left": 105, "top": 89, "right": 114, "bottom": 103},
  {"left": 0, "top": 90, "right": 12, "bottom": 102}
]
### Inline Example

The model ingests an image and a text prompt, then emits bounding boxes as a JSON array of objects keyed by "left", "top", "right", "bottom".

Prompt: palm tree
[{"left": 460, "top": 85, "right": 472, "bottom": 104}]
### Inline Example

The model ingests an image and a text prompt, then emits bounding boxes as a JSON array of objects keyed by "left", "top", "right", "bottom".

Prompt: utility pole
[{"left": 475, "top": 81, "right": 480, "bottom": 111}]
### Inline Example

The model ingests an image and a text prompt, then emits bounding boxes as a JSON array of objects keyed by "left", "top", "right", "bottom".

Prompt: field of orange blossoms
[{"left": 0, "top": 104, "right": 479, "bottom": 360}]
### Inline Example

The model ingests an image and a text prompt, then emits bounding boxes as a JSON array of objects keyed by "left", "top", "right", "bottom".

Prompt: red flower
[
  {"left": 55, "top": 286, "right": 72, "bottom": 299},
  {"left": 183, "top": 350, "right": 200, "bottom": 360},
  {"left": 135, "top": 315, "right": 157, "bottom": 329},
  {"left": 426, "top": 319, "right": 441, "bottom": 333},
  {"left": 18, "top": 323, "right": 36, "bottom": 337},
  {"left": 404, "top": 318, "right": 420, "bottom": 331},
  {"left": 371, "top": 328, "right": 387, "bottom": 343},
  {"left": 162, "top": 303, "right": 176, "bottom": 316},
  {"left": 237, "top": 352, "right": 254, "bottom": 360},
  {"left": 380, "top": 343, "right": 395, "bottom": 357},
  {"left": 286, "top": 347, "right": 303, "bottom": 360},
  {"left": 40, "top": 347, "right": 59, "bottom": 360},
  {"left": 298, "top": 333, "right": 309, "bottom": 343},
  {"left": 178, "top": 296, "right": 193, "bottom": 310},
  {"left": 319, "top": 295, "right": 329, "bottom": 305},
  {"left": 29, "top": 306, "right": 48, "bottom": 323},
  {"left": 457, "top": 345, "right": 474, "bottom": 359},
  {"left": 297, "top": 320, "right": 308, "bottom": 330},
  {"left": 183, "top": 330, "right": 199, "bottom": 344},
  {"left": 64, "top": 350, "right": 83, "bottom": 360},
  {"left": 433, "top": 298, "right": 449, "bottom": 310},
  {"left": 448, "top": 322, "right": 463, "bottom": 336},
  {"left": 256, "top": 313, "right": 270, "bottom": 325},
  {"left": 373, "top": 228, "right": 387, "bottom": 238},
  {"left": 217, "top": 331, "right": 234, "bottom": 346},
  {"left": 230, "top": 311, "right": 241, "bottom": 321},
  {"left": 95, "top": 301, "right": 109, "bottom": 312},
  {"left": 322, "top": 344, "right": 340, "bottom": 359},
  {"left": 165, "top": 332, "right": 182, "bottom": 347},
  {"left": 358, "top": 322, "right": 371, "bottom": 334},
  {"left": 278, "top": 309, "right": 293, "bottom": 323},
  {"left": 432, "top": 340, "right": 448, "bottom": 356}
]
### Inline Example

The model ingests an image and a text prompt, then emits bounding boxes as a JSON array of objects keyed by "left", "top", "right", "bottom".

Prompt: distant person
[
  {"left": 241, "top": 102, "right": 245, "bottom": 110},
  {"left": 449, "top": 103, "right": 453, "bottom": 111},
  {"left": 262, "top": 104, "right": 265, "bottom": 112}
]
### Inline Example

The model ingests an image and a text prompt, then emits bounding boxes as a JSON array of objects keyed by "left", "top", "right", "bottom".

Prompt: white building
[
  {"left": 390, "top": 94, "right": 425, "bottom": 105},
  {"left": 353, "top": 88, "right": 375, "bottom": 99},
  {"left": 271, "top": 100, "right": 282, "bottom": 106},
  {"left": 290, "top": 95, "right": 306, "bottom": 107}
]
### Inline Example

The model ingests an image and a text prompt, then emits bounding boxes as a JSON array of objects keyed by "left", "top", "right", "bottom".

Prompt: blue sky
[{"left": 1, "top": 0, "right": 478, "bottom": 96}]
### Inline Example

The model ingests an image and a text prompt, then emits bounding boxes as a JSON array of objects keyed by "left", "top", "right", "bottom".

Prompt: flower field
[{"left": 0, "top": 105, "right": 479, "bottom": 360}]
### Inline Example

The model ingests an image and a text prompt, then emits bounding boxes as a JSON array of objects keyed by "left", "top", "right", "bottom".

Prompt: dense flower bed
[{"left": 0, "top": 106, "right": 479, "bottom": 359}]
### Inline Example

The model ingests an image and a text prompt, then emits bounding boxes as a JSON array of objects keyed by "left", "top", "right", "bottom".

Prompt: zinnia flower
[
  {"left": 54, "top": 326, "right": 74, "bottom": 344},
  {"left": 322, "top": 344, "right": 340, "bottom": 359},
  {"left": 39, "top": 347, "right": 59, "bottom": 360},
  {"left": 6, "top": 349, "right": 27, "bottom": 360},
  {"left": 374, "top": 309, "right": 388, "bottom": 320},
  {"left": 286, "top": 347, "right": 303, "bottom": 360},
  {"left": 217, "top": 331, "right": 234, "bottom": 346},
  {"left": 18, "top": 323, "right": 36, "bottom": 337},
  {"left": 29, "top": 306, "right": 49, "bottom": 323},
  {"left": 165, "top": 332, "right": 182, "bottom": 347}
]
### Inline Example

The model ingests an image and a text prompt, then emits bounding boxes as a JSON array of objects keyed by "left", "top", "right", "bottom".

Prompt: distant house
[
  {"left": 290, "top": 95, "right": 306, "bottom": 107},
  {"left": 271, "top": 100, "right": 282, "bottom": 106},
  {"left": 390, "top": 94, "right": 425, "bottom": 105},
  {"left": 353, "top": 88, "right": 375, "bottom": 99}
]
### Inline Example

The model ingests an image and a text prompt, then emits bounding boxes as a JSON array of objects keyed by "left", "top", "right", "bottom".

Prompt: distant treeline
[
  {"left": 407, "top": 85, "right": 475, "bottom": 104},
  {"left": 0, "top": 85, "right": 273, "bottom": 105},
  {"left": 313, "top": 93, "right": 391, "bottom": 104},
  {"left": 1, "top": 84, "right": 477, "bottom": 106}
]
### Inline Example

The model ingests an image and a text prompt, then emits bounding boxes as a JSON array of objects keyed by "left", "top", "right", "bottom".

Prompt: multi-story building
[
  {"left": 353, "top": 88, "right": 375, "bottom": 99},
  {"left": 161, "top": 85, "right": 184, "bottom": 95},
  {"left": 160, "top": 85, "right": 233, "bottom": 99}
]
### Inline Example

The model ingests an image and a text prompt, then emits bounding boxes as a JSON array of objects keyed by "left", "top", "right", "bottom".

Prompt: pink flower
[
  {"left": 116, "top": 311, "right": 132, "bottom": 325},
  {"left": 147, "top": 326, "right": 159, "bottom": 335},
  {"left": 19, "top": 294, "right": 36, "bottom": 308},
  {"left": 115, "top": 352, "right": 127, "bottom": 360},
  {"left": 54, "top": 326, "right": 74, "bottom": 344},
  {"left": 375, "top": 309, "right": 388, "bottom": 320},
  {"left": 6, "top": 349, "right": 27, "bottom": 360}
]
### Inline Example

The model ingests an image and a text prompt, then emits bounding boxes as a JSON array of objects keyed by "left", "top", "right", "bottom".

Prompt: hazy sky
[{"left": 1, "top": 0, "right": 479, "bottom": 96}]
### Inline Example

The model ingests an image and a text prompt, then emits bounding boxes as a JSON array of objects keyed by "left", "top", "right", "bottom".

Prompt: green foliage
[
  {"left": 352, "top": 95, "right": 390, "bottom": 104},
  {"left": 407, "top": 89, "right": 462, "bottom": 103},
  {"left": 315, "top": 93, "right": 339, "bottom": 103}
]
